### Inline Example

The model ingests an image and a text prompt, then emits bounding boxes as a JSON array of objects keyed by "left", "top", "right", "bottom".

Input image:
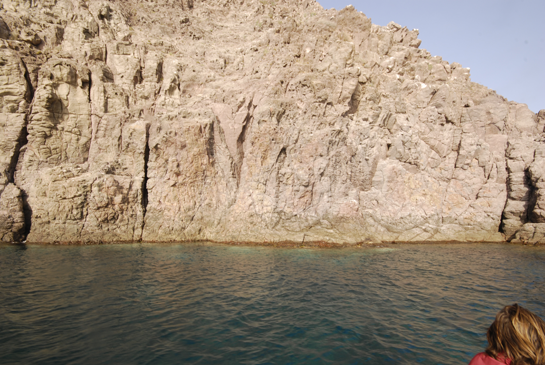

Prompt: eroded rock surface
[
  {"left": 0, "top": 183, "right": 25, "bottom": 242},
  {"left": 0, "top": 0, "right": 543, "bottom": 244}
]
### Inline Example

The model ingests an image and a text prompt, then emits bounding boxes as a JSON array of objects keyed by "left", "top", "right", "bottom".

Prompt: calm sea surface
[{"left": 1, "top": 243, "right": 544, "bottom": 365}]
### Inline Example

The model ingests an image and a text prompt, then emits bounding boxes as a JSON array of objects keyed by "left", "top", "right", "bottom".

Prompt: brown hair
[{"left": 486, "top": 304, "right": 545, "bottom": 365}]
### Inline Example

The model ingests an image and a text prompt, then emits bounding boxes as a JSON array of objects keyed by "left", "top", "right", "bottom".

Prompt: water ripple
[{"left": 0, "top": 243, "right": 544, "bottom": 365}]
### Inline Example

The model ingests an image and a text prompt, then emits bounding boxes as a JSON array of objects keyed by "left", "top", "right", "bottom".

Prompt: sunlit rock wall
[{"left": 1, "top": 0, "right": 544, "bottom": 244}]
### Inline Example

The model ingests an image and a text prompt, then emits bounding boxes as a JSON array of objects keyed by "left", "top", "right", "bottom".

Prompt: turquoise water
[{"left": 0, "top": 243, "right": 544, "bottom": 365}]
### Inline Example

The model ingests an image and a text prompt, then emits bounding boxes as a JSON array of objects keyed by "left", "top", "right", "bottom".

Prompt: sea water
[{"left": 0, "top": 243, "right": 544, "bottom": 365}]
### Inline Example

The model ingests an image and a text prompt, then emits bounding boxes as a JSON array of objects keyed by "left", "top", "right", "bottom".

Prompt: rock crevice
[{"left": 140, "top": 123, "right": 150, "bottom": 240}]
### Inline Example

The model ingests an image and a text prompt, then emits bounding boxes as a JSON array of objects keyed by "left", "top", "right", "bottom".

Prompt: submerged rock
[{"left": 0, "top": 0, "right": 543, "bottom": 244}]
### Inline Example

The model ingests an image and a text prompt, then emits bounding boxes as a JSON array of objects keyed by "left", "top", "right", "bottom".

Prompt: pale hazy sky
[{"left": 317, "top": 0, "right": 544, "bottom": 113}]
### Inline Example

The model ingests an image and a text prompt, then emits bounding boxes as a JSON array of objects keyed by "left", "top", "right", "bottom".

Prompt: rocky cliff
[{"left": 1, "top": 0, "right": 544, "bottom": 244}]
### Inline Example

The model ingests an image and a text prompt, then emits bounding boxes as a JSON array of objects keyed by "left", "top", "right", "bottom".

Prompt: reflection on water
[{"left": 0, "top": 243, "right": 544, "bottom": 365}]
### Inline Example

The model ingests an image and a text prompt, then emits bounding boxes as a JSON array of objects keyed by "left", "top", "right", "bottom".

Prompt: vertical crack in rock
[
  {"left": 234, "top": 102, "right": 253, "bottom": 185},
  {"left": 499, "top": 206, "right": 507, "bottom": 234},
  {"left": 22, "top": 59, "right": 35, "bottom": 103},
  {"left": 526, "top": 168, "right": 538, "bottom": 223},
  {"left": 206, "top": 118, "right": 215, "bottom": 164},
  {"left": 86, "top": 70, "right": 96, "bottom": 157},
  {"left": 140, "top": 124, "right": 150, "bottom": 240},
  {"left": 156, "top": 60, "right": 163, "bottom": 84},
  {"left": 235, "top": 114, "right": 251, "bottom": 185},
  {"left": 86, "top": 70, "right": 92, "bottom": 103},
  {"left": 6, "top": 57, "right": 32, "bottom": 183},
  {"left": 525, "top": 148, "right": 539, "bottom": 225},
  {"left": 7, "top": 125, "right": 28, "bottom": 184},
  {"left": 8, "top": 118, "right": 32, "bottom": 241},
  {"left": 15, "top": 59, "right": 35, "bottom": 241}
]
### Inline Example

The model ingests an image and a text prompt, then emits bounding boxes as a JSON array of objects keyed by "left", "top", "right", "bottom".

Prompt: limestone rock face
[{"left": 0, "top": 0, "right": 543, "bottom": 243}]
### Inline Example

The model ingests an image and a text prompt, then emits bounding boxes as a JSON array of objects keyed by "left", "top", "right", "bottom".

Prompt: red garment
[{"left": 469, "top": 352, "right": 511, "bottom": 365}]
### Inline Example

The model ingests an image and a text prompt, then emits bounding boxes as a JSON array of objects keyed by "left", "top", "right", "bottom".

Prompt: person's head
[{"left": 486, "top": 304, "right": 545, "bottom": 365}]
